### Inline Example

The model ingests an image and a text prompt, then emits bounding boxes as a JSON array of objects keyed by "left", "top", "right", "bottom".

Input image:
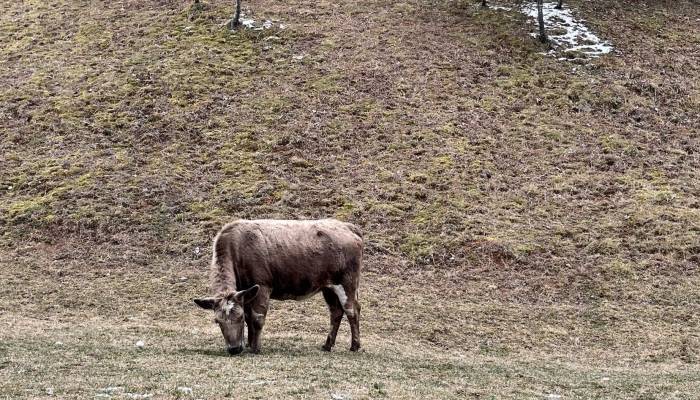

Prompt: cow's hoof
[
  {"left": 321, "top": 344, "right": 333, "bottom": 352},
  {"left": 350, "top": 344, "right": 361, "bottom": 352}
]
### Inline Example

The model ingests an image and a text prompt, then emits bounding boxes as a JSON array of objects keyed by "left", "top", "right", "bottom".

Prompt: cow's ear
[
  {"left": 235, "top": 285, "right": 260, "bottom": 304},
  {"left": 194, "top": 297, "right": 218, "bottom": 310}
]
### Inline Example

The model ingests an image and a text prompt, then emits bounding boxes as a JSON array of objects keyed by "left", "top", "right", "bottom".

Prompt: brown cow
[{"left": 194, "top": 219, "right": 363, "bottom": 355}]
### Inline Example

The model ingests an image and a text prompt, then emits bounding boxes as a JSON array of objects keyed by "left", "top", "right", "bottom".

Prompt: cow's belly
[
  {"left": 269, "top": 275, "right": 328, "bottom": 300},
  {"left": 270, "top": 288, "right": 322, "bottom": 301}
]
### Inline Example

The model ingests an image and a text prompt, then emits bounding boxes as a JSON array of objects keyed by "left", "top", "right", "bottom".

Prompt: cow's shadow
[
  {"left": 179, "top": 338, "right": 354, "bottom": 358},
  {"left": 178, "top": 348, "right": 229, "bottom": 358}
]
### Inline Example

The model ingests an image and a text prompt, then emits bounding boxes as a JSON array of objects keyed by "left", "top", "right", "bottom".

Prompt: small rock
[
  {"left": 194, "top": 246, "right": 201, "bottom": 255},
  {"left": 292, "top": 55, "right": 304, "bottom": 61},
  {"left": 546, "top": 394, "right": 561, "bottom": 400},
  {"left": 46, "top": 388, "right": 54, "bottom": 396},
  {"left": 331, "top": 393, "right": 349, "bottom": 400},
  {"left": 264, "top": 36, "right": 281, "bottom": 41},
  {"left": 180, "top": 276, "right": 188, "bottom": 282},
  {"left": 177, "top": 387, "right": 193, "bottom": 395},
  {"left": 135, "top": 340, "right": 145, "bottom": 349},
  {"left": 7, "top": 186, "right": 12, "bottom": 190},
  {"left": 54, "top": 341, "right": 63, "bottom": 346}
]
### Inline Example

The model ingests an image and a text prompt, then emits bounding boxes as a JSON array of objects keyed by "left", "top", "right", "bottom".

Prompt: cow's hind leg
[
  {"left": 332, "top": 283, "right": 361, "bottom": 352},
  {"left": 321, "top": 288, "right": 344, "bottom": 351},
  {"left": 346, "top": 295, "right": 361, "bottom": 352}
]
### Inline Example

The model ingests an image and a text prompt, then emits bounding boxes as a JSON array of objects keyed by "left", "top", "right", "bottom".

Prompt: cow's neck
[{"left": 210, "top": 261, "right": 237, "bottom": 296}]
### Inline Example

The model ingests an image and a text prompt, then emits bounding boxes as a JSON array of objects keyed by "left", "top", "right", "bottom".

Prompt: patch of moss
[
  {"left": 601, "top": 134, "right": 628, "bottom": 154},
  {"left": 367, "top": 202, "right": 406, "bottom": 219},
  {"left": 600, "top": 259, "right": 637, "bottom": 279},
  {"left": 408, "top": 173, "right": 429, "bottom": 184},
  {"left": 432, "top": 155, "right": 454, "bottom": 170},
  {"left": 188, "top": 200, "right": 226, "bottom": 221},
  {"left": 495, "top": 67, "right": 535, "bottom": 90},
  {"left": 585, "top": 238, "right": 621, "bottom": 256},
  {"left": 307, "top": 74, "right": 343, "bottom": 94},
  {"left": 338, "top": 99, "right": 378, "bottom": 116},
  {"left": 4, "top": 172, "right": 94, "bottom": 223},
  {"left": 254, "top": 96, "right": 292, "bottom": 114},
  {"left": 75, "top": 23, "right": 113, "bottom": 50},
  {"left": 401, "top": 233, "right": 438, "bottom": 260},
  {"left": 335, "top": 201, "right": 356, "bottom": 220}
]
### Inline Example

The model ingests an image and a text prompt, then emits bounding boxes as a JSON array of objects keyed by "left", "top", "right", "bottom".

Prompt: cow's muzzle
[{"left": 227, "top": 345, "right": 243, "bottom": 355}]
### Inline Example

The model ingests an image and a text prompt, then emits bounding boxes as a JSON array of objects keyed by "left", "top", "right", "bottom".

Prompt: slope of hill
[{"left": 1, "top": 0, "right": 698, "bottom": 398}]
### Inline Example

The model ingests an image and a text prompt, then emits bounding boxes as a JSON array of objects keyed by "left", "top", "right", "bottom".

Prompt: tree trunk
[
  {"left": 481, "top": 0, "right": 487, "bottom": 7},
  {"left": 537, "top": 0, "right": 547, "bottom": 43},
  {"left": 230, "top": 0, "right": 242, "bottom": 29},
  {"left": 556, "top": 0, "right": 563, "bottom": 9}
]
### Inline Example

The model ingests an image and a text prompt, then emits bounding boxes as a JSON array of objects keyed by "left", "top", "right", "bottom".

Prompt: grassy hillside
[{"left": 1, "top": 0, "right": 699, "bottom": 398}]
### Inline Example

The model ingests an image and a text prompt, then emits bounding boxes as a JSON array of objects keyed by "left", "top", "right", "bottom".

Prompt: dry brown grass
[{"left": 1, "top": 0, "right": 699, "bottom": 398}]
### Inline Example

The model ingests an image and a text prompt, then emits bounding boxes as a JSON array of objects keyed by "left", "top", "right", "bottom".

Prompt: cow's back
[{"left": 217, "top": 219, "right": 362, "bottom": 299}]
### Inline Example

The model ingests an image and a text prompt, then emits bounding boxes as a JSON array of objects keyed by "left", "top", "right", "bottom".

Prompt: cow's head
[{"left": 193, "top": 285, "right": 260, "bottom": 355}]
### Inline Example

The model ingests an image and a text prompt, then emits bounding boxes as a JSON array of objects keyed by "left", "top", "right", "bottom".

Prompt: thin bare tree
[
  {"left": 555, "top": 0, "right": 563, "bottom": 9},
  {"left": 231, "top": 0, "right": 242, "bottom": 28},
  {"left": 537, "top": 0, "right": 547, "bottom": 43}
]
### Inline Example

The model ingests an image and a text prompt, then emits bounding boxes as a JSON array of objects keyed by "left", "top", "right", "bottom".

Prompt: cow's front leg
[
  {"left": 248, "top": 286, "right": 270, "bottom": 354},
  {"left": 244, "top": 305, "right": 255, "bottom": 348}
]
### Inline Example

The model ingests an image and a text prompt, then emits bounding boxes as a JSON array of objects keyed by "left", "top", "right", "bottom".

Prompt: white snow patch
[
  {"left": 493, "top": 2, "right": 613, "bottom": 59},
  {"left": 99, "top": 387, "right": 124, "bottom": 394},
  {"left": 240, "top": 18, "right": 256, "bottom": 29},
  {"left": 238, "top": 13, "right": 282, "bottom": 31},
  {"left": 125, "top": 394, "right": 153, "bottom": 399}
]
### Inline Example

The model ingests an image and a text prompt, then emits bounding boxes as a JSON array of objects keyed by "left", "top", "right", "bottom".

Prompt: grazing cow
[{"left": 194, "top": 219, "right": 363, "bottom": 355}]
